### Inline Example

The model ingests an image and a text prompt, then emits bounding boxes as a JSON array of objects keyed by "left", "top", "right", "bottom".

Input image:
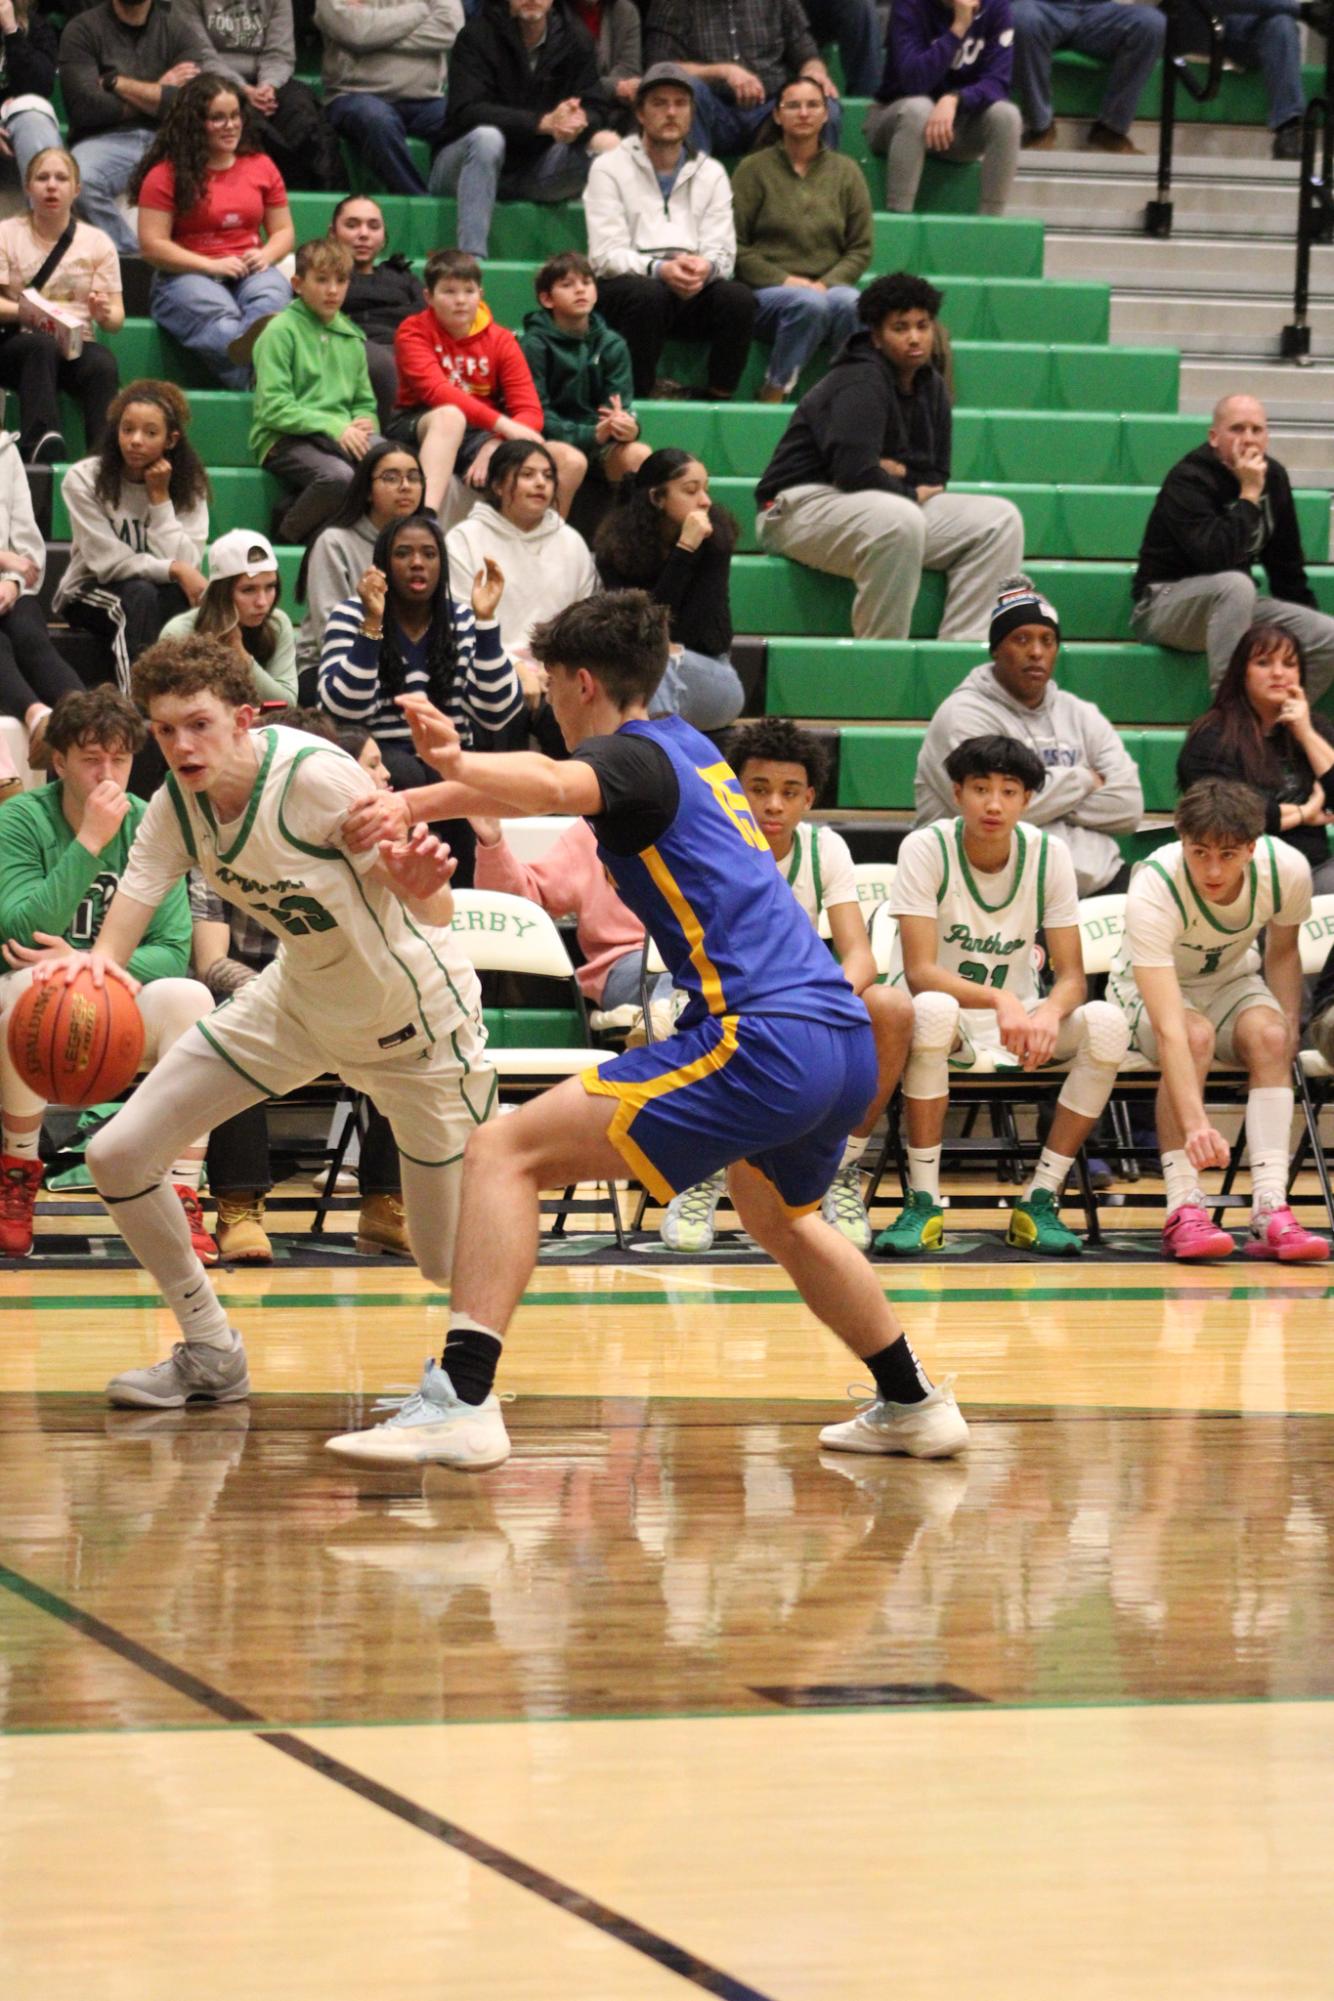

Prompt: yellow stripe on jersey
[
  {"left": 641, "top": 844, "right": 726, "bottom": 1014},
  {"left": 583, "top": 1014, "right": 741, "bottom": 1200}
]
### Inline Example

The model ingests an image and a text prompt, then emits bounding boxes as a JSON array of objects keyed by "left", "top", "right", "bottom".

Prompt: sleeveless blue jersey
[{"left": 591, "top": 716, "right": 866, "bottom": 1031}]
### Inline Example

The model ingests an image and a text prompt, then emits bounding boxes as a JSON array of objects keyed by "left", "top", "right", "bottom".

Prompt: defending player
[
  {"left": 659, "top": 717, "right": 914, "bottom": 1253},
  {"left": 877, "top": 734, "right": 1130, "bottom": 1257},
  {"left": 327, "top": 591, "right": 968, "bottom": 1469},
  {"left": 39, "top": 635, "right": 493, "bottom": 1408},
  {"left": 1106, "top": 777, "right": 1327, "bottom": 1263}
]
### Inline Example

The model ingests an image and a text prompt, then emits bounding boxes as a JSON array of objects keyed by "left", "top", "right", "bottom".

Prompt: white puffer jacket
[{"left": 584, "top": 136, "right": 738, "bottom": 280}]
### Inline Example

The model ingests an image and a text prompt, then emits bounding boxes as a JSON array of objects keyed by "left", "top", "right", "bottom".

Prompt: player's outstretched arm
[
  {"left": 398, "top": 692, "right": 605, "bottom": 819},
  {"left": 370, "top": 823, "right": 459, "bottom": 926},
  {"left": 1135, "top": 962, "right": 1230, "bottom": 1170}
]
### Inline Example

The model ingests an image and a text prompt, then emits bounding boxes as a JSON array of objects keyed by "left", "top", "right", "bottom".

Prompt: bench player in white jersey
[
  {"left": 658, "top": 717, "right": 915, "bottom": 1253},
  {"left": 1107, "top": 777, "right": 1327, "bottom": 1263},
  {"left": 37, "top": 636, "right": 493, "bottom": 1408},
  {"left": 877, "top": 733, "right": 1130, "bottom": 1257}
]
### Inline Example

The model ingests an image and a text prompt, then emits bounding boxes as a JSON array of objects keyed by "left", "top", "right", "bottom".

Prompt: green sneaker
[
  {"left": 873, "top": 1190, "right": 945, "bottom": 1257},
  {"left": 1007, "top": 1187, "right": 1083, "bottom": 1256}
]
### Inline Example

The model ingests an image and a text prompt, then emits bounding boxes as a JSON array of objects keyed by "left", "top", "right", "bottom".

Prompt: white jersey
[
  {"left": 120, "top": 726, "right": 482, "bottom": 1066},
  {"left": 1110, "top": 836, "right": 1312, "bottom": 996},
  {"left": 889, "top": 816, "right": 1079, "bottom": 1007},
  {"left": 780, "top": 822, "right": 857, "bottom": 929}
]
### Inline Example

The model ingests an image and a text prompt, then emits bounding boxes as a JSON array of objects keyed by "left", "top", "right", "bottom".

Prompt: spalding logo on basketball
[{"left": 7, "top": 970, "right": 144, "bottom": 1109}]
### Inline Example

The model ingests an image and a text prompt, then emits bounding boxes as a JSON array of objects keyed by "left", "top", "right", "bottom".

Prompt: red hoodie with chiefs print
[{"left": 393, "top": 299, "right": 545, "bottom": 432}]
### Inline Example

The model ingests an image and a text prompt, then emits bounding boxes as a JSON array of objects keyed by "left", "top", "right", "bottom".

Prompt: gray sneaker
[{"left": 106, "top": 1336, "right": 251, "bottom": 1410}]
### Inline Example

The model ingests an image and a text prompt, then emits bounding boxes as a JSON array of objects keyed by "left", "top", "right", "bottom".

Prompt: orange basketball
[{"left": 6, "top": 969, "right": 145, "bottom": 1109}]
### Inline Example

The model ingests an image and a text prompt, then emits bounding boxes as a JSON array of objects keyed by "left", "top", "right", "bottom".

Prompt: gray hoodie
[
  {"left": 316, "top": 0, "right": 462, "bottom": 103},
  {"left": 170, "top": 0, "right": 297, "bottom": 88},
  {"left": 913, "top": 659, "right": 1144, "bottom": 896}
]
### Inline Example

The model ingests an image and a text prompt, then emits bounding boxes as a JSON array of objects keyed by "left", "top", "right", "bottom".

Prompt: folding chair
[
  {"left": 818, "top": 859, "right": 898, "bottom": 940},
  {"left": 1267, "top": 893, "right": 1334, "bottom": 1230}
]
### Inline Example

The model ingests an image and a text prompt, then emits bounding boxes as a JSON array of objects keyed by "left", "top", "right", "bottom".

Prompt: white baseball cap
[{"left": 207, "top": 529, "right": 279, "bottom": 582}]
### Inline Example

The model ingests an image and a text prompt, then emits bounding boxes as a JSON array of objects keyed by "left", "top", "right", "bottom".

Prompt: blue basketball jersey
[{"left": 590, "top": 717, "right": 866, "bottom": 1031}]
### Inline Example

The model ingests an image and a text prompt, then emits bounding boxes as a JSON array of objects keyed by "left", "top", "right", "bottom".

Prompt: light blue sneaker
[{"left": 325, "top": 1359, "right": 511, "bottom": 1470}]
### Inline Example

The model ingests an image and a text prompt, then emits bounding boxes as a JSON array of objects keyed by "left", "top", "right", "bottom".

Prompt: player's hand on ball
[
  {"left": 378, "top": 823, "right": 458, "bottom": 900},
  {"left": 397, "top": 693, "right": 462, "bottom": 776},
  {"left": 1184, "top": 1121, "right": 1231, "bottom": 1173},
  {"left": 471, "top": 557, "right": 505, "bottom": 623},
  {"left": 29, "top": 945, "right": 140, "bottom": 996},
  {"left": 343, "top": 789, "right": 410, "bottom": 852}
]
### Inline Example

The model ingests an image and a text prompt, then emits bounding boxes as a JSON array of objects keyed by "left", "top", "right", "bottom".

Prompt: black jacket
[
  {"left": 443, "top": 0, "right": 613, "bottom": 164},
  {"left": 1177, "top": 711, "right": 1334, "bottom": 872},
  {"left": 345, "top": 256, "right": 421, "bottom": 348},
  {"left": 598, "top": 517, "right": 734, "bottom": 658},
  {"left": 755, "top": 330, "right": 951, "bottom": 507},
  {"left": 1, "top": 11, "right": 57, "bottom": 98},
  {"left": 1133, "top": 441, "right": 1316, "bottom": 607}
]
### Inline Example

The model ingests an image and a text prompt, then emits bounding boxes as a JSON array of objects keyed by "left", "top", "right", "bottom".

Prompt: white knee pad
[
  {"left": 1057, "top": 1001, "right": 1130, "bottom": 1121},
  {"left": 904, "top": 990, "right": 959, "bottom": 1099}
]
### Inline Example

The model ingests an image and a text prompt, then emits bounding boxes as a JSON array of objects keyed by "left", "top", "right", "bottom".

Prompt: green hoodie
[
  {"left": 250, "top": 297, "right": 377, "bottom": 467},
  {"left": 518, "top": 308, "right": 637, "bottom": 457},
  {"left": 0, "top": 784, "right": 191, "bottom": 984}
]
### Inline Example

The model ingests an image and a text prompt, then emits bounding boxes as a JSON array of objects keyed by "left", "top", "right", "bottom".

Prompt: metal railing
[
  {"left": 1282, "top": 76, "right": 1334, "bottom": 363},
  {"left": 1146, "top": 0, "right": 1226, "bottom": 237}
]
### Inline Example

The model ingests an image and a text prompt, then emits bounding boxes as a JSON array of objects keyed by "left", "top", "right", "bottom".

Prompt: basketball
[{"left": 6, "top": 969, "right": 144, "bottom": 1109}]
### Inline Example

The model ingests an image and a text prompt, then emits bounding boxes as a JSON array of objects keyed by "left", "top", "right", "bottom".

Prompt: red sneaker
[
  {"left": 1244, "top": 1206, "right": 1330, "bottom": 1263},
  {"left": 1162, "top": 1203, "right": 1234, "bottom": 1261},
  {"left": 174, "top": 1184, "right": 219, "bottom": 1265},
  {"left": 0, "top": 1155, "right": 44, "bottom": 1257}
]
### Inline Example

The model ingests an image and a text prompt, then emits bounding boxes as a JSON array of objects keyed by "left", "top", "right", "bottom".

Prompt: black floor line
[{"left": 0, "top": 1559, "right": 777, "bottom": 2001}]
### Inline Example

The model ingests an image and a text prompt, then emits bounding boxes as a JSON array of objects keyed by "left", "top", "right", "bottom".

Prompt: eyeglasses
[
  {"left": 373, "top": 469, "right": 425, "bottom": 487},
  {"left": 205, "top": 112, "right": 242, "bottom": 126}
]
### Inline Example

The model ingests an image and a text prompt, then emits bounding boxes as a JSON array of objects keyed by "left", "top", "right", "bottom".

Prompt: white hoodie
[
  {"left": 0, "top": 432, "right": 46, "bottom": 595},
  {"left": 913, "top": 658, "right": 1145, "bottom": 897},
  {"left": 54, "top": 455, "right": 208, "bottom": 611},
  {"left": 445, "top": 504, "right": 597, "bottom": 652},
  {"left": 584, "top": 136, "right": 738, "bottom": 280}
]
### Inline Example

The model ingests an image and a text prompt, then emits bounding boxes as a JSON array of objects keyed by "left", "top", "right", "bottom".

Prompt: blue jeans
[
  {"left": 1011, "top": 0, "right": 1166, "bottom": 136},
  {"left": 752, "top": 283, "right": 860, "bottom": 392},
  {"left": 803, "top": 0, "right": 884, "bottom": 95},
  {"left": 1210, "top": 1, "right": 1304, "bottom": 127},
  {"left": 648, "top": 647, "right": 744, "bottom": 731},
  {"left": 151, "top": 266, "right": 294, "bottom": 389},
  {"left": 690, "top": 88, "right": 844, "bottom": 157},
  {"left": 2, "top": 97, "right": 62, "bottom": 183},
  {"left": 72, "top": 125, "right": 155, "bottom": 254},
  {"left": 426, "top": 124, "right": 506, "bottom": 256},
  {"left": 326, "top": 93, "right": 450, "bottom": 195}
]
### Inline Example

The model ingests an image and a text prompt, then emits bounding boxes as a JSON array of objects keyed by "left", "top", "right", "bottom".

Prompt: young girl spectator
[
  {"left": 54, "top": 378, "right": 210, "bottom": 691},
  {"left": 0, "top": 147, "right": 122, "bottom": 465},
  {"left": 159, "top": 529, "right": 297, "bottom": 704},
  {"left": 319, "top": 510, "right": 522, "bottom": 878},
  {"left": 0, "top": 424, "right": 82, "bottom": 768},
  {"left": 594, "top": 448, "right": 743, "bottom": 730},
  {"left": 297, "top": 439, "right": 426, "bottom": 669},
  {"left": 0, "top": 0, "right": 61, "bottom": 183},
  {"left": 444, "top": 439, "right": 597, "bottom": 654},
  {"left": 134, "top": 74, "right": 294, "bottom": 390},
  {"left": 334, "top": 724, "right": 394, "bottom": 790},
  {"left": 328, "top": 194, "right": 418, "bottom": 428},
  {"left": 1178, "top": 622, "right": 1334, "bottom": 892}
]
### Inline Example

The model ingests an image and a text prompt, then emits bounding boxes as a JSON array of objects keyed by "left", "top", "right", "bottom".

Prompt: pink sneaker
[
  {"left": 1244, "top": 1206, "right": 1330, "bottom": 1263},
  {"left": 1162, "top": 1203, "right": 1234, "bottom": 1261}
]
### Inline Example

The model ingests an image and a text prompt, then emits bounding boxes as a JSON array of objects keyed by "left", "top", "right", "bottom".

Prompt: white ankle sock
[
  {"left": 107, "top": 1184, "right": 232, "bottom": 1346},
  {"left": 839, "top": 1133, "right": 869, "bottom": 1171},
  {"left": 1245, "top": 1086, "right": 1293, "bottom": 1216},
  {"left": 1025, "top": 1147, "right": 1073, "bottom": 1201},
  {"left": 1162, "top": 1149, "right": 1201, "bottom": 1214},
  {"left": 3, "top": 1127, "right": 40, "bottom": 1162},
  {"left": 906, "top": 1143, "right": 942, "bottom": 1201}
]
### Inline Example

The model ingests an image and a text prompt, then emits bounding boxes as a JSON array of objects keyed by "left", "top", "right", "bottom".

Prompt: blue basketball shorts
[{"left": 583, "top": 1010, "right": 878, "bottom": 1212}]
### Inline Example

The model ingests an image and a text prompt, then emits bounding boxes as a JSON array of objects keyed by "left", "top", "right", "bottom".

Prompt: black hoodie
[
  {"left": 1132, "top": 440, "right": 1316, "bottom": 608},
  {"left": 443, "top": 0, "right": 613, "bottom": 166},
  {"left": 754, "top": 330, "right": 951, "bottom": 507}
]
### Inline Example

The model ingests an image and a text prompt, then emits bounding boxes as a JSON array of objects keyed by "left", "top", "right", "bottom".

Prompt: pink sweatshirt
[{"left": 473, "top": 820, "right": 644, "bottom": 1002}]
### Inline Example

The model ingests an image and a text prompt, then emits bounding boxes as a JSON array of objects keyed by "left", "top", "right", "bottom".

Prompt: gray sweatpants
[
  {"left": 758, "top": 482, "right": 1026, "bottom": 640},
  {"left": 1132, "top": 571, "right": 1334, "bottom": 697},
  {"left": 864, "top": 95, "right": 1023, "bottom": 215}
]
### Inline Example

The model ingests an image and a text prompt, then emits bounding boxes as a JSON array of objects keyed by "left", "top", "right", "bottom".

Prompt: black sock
[
  {"left": 867, "top": 1335, "right": 932, "bottom": 1406},
  {"left": 441, "top": 1327, "right": 503, "bottom": 1405}
]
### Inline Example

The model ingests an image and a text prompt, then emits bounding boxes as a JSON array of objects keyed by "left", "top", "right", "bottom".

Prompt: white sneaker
[
  {"left": 325, "top": 1359, "right": 511, "bottom": 1470},
  {"left": 660, "top": 1170, "right": 725, "bottom": 1252},
  {"left": 821, "top": 1164, "right": 872, "bottom": 1249},
  {"left": 106, "top": 1335, "right": 250, "bottom": 1409},
  {"left": 818, "top": 1378, "right": 968, "bottom": 1459}
]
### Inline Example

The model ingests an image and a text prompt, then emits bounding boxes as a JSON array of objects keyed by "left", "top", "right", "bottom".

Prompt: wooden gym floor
[{"left": 2, "top": 1242, "right": 1333, "bottom": 1998}]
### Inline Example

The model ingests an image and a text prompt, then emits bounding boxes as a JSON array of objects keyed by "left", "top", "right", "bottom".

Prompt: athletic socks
[
  {"left": 906, "top": 1143, "right": 942, "bottom": 1203},
  {"left": 1162, "top": 1149, "right": 1203, "bottom": 1215},
  {"left": 171, "top": 1152, "right": 205, "bottom": 1191},
  {"left": 2, "top": 1126, "right": 40, "bottom": 1161},
  {"left": 443, "top": 1313, "right": 503, "bottom": 1405},
  {"left": 1025, "top": 1146, "right": 1074, "bottom": 1202},
  {"left": 839, "top": 1133, "right": 869, "bottom": 1172},
  {"left": 867, "top": 1333, "right": 933, "bottom": 1406},
  {"left": 105, "top": 1183, "right": 233, "bottom": 1347},
  {"left": 1245, "top": 1086, "right": 1293, "bottom": 1217}
]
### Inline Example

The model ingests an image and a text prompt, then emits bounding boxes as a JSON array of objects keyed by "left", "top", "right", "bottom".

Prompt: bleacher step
[
  {"left": 1044, "top": 233, "right": 1333, "bottom": 296},
  {"left": 1017, "top": 170, "right": 1302, "bottom": 236}
]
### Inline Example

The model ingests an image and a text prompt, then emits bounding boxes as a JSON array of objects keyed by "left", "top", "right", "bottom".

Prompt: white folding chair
[
  {"left": 1284, "top": 893, "right": 1334, "bottom": 1224},
  {"left": 817, "top": 860, "right": 897, "bottom": 941}
]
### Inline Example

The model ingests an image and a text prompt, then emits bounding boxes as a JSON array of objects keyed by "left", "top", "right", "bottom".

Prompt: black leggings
[
  {"left": 0, "top": 333, "right": 118, "bottom": 457},
  {"left": 206, "top": 1097, "right": 403, "bottom": 1197},
  {"left": 0, "top": 593, "right": 82, "bottom": 719}
]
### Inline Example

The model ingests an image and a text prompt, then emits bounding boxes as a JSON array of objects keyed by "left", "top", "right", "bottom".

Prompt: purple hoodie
[{"left": 876, "top": 0, "right": 1015, "bottom": 112}]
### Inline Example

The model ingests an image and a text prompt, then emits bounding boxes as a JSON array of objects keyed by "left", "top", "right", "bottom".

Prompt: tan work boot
[
  {"left": 356, "top": 1192, "right": 412, "bottom": 1257},
  {"left": 215, "top": 1193, "right": 272, "bottom": 1263}
]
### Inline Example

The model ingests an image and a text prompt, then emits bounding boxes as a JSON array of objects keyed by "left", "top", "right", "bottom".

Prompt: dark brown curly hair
[
  {"left": 130, "top": 72, "right": 263, "bottom": 220},
  {"left": 94, "top": 379, "right": 210, "bottom": 513}
]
